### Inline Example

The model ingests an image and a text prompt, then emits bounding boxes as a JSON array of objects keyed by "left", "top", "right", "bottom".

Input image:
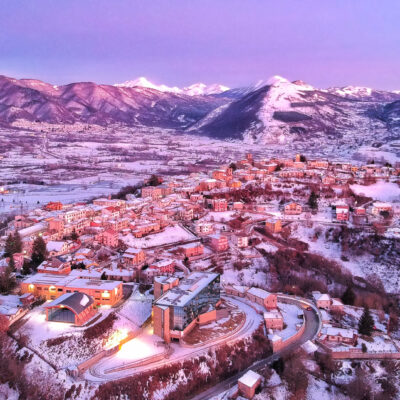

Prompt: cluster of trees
[
  {"left": 95, "top": 326, "right": 271, "bottom": 400},
  {"left": 83, "top": 312, "right": 117, "bottom": 340},
  {"left": 307, "top": 190, "right": 319, "bottom": 211},
  {"left": 1, "top": 235, "right": 48, "bottom": 287},
  {"left": 342, "top": 364, "right": 398, "bottom": 400},
  {"left": 0, "top": 332, "right": 66, "bottom": 400},
  {"left": 4, "top": 232, "right": 22, "bottom": 256},
  {"left": 0, "top": 232, "right": 23, "bottom": 293}
]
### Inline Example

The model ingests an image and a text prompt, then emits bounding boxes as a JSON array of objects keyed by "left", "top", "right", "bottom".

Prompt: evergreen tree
[
  {"left": 229, "top": 162, "right": 237, "bottom": 171},
  {"left": 31, "top": 236, "right": 47, "bottom": 270},
  {"left": 0, "top": 264, "right": 16, "bottom": 294},
  {"left": 4, "top": 232, "right": 22, "bottom": 256},
  {"left": 71, "top": 228, "right": 79, "bottom": 241},
  {"left": 307, "top": 191, "right": 319, "bottom": 211},
  {"left": 8, "top": 255, "right": 15, "bottom": 272},
  {"left": 21, "top": 260, "right": 31, "bottom": 275},
  {"left": 100, "top": 271, "right": 107, "bottom": 280},
  {"left": 341, "top": 286, "right": 356, "bottom": 305},
  {"left": 271, "top": 357, "right": 285, "bottom": 375},
  {"left": 13, "top": 231, "right": 22, "bottom": 254},
  {"left": 4, "top": 233, "right": 14, "bottom": 256},
  {"left": 148, "top": 174, "right": 161, "bottom": 186},
  {"left": 358, "top": 307, "right": 374, "bottom": 336}
]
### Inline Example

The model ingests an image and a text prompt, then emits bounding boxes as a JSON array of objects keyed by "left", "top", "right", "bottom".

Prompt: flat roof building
[{"left": 21, "top": 274, "right": 123, "bottom": 306}]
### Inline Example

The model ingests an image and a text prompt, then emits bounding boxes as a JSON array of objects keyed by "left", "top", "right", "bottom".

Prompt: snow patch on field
[
  {"left": 350, "top": 181, "right": 400, "bottom": 202},
  {"left": 122, "top": 225, "right": 196, "bottom": 248}
]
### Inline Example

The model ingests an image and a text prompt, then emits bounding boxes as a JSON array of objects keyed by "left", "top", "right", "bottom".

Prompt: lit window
[{"left": 102, "top": 291, "right": 110, "bottom": 298}]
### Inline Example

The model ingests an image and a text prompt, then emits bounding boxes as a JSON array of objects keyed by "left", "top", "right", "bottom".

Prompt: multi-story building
[
  {"left": 265, "top": 218, "right": 282, "bottom": 233},
  {"left": 153, "top": 272, "right": 220, "bottom": 343},
  {"left": 212, "top": 199, "right": 228, "bottom": 212},
  {"left": 210, "top": 234, "right": 229, "bottom": 252},
  {"left": 21, "top": 274, "right": 123, "bottom": 306},
  {"left": 284, "top": 202, "right": 302, "bottom": 215}
]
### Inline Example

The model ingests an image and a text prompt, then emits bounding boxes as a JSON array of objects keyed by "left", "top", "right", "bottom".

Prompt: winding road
[
  {"left": 85, "top": 296, "right": 264, "bottom": 382},
  {"left": 190, "top": 300, "right": 320, "bottom": 400},
  {"left": 84, "top": 294, "right": 320, "bottom": 400}
]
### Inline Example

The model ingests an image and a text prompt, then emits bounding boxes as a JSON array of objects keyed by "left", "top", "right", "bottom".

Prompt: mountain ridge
[{"left": 1, "top": 74, "right": 400, "bottom": 147}]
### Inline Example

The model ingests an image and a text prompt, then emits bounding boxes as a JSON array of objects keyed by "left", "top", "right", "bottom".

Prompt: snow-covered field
[
  {"left": 350, "top": 181, "right": 400, "bottom": 202},
  {"left": 122, "top": 225, "right": 197, "bottom": 248}
]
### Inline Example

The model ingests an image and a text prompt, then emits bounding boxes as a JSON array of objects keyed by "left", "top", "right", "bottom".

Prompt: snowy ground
[
  {"left": 118, "top": 287, "right": 152, "bottom": 326},
  {"left": 350, "top": 181, "right": 400, "bottom": 202},
  {"left": 277, "top": 302, "right": 303, "bottom": 340},
  {"left": 85, "top": 296, "right": 263, "bottom": 382},
  {"left": 122, "top": 225, "right": 197, "bottom": 248},
  {"left": 16, "top": 302, "right": 139, "bottom": 369}
]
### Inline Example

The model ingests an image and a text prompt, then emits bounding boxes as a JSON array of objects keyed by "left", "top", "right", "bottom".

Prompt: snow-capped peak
[
  {"left": 182, "top": 83, "right": 230, "bottom": 96},
  {"left": 114, "top": 77, "right": 229, "bottom": 96},
  {"left": 266, "top": 75, "right": 290, "bottom": 86},
  {"left": 114, "top": 77, "right": 181, "bottom": 93},
  {"left": 327, "top": 85, "right": 374, "bottom": 98}
]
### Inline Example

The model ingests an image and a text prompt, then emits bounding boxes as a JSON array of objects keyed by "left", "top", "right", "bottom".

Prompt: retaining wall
[{"left": 317, "top": 340, "right": 400, "bottom": 360}]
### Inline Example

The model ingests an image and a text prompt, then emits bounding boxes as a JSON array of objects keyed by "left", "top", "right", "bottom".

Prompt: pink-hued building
[
  {"left": 336, "top": 204, "right": 349, "bottom": 221},
  {"left": 100, "top": 229, "right": 119, "bottom": 248},
  {"left": 45, "top": 201, "right": 63, "bottom": 211},
  {"left": 264, "top": 310, "right": 284, "bottom": 330},
  {"left": 320, "top": 327, "right": 357, "bottom": 346},
  {"left": 238, "top": 370, "right": 262, "bottom": 399},
  {"left": 330, "top": 298, "right": 344, "bottom": 312},
  {"left": 246, "top": 287, "right": 277, "bottom": 310},
  {"left": 210, "top": 234, "right": 229, "bottom": 252},
  {"left": 149, "top": 259, "right": 175, "bottom": 275},
  {"left": 354, "top": 207, "right": 366, "bottom": 216},
  {"left": 265, "top": 218, "right": 282, "bottom": 233},
  {"left": 179, "top": 243, "right": 204, "bottom": 258},
  {"left": 233, "top": 201, "right": 244, "bottom": 210},
  {"left": 284, "top": 202, "right": 303, "bottom": 215},
  {"left": 234, "top": 234, "right": 249, "bottom": 248},
  {"left": 372, "top": 202, "right": 392, "bottom": 216},
  {"left": 46, "top": 241, "right": 68, "bottom": 257},
  {"left": 195, "top": 222, "right": 213, "bottom": 235},
  {"left": 312, "top": 291, "right": 331, "bottom": 309},
  {"left": 212, "top": 199, "right": 228, "bottom": 212},
  {"left": 153, "top": 276, "right": 179, "bottom": 300},
  {"left": 122, "top": 248, "right": 146, "bottom": 266},
  {"left": 38, "top": 258, "right": 71, "bottom": 275}
]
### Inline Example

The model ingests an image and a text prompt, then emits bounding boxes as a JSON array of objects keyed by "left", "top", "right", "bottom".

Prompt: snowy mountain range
[
  {"left": 1, "top": 73, "right": 400, "bottom": 146},
  {"left": 114, "top": 77, "right": 230, "bottom": 96}
]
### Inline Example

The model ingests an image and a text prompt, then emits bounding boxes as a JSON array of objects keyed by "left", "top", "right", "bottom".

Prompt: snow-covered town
[
  {"left": 2, "top": 2, "right": 400, "bottom": 399},
  {"left": 1, "top": 152, "right": 400, "bottom": 399}
]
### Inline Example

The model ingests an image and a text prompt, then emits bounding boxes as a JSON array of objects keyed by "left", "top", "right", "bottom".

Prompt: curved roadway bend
[
  {"left": 190, "top": 306, "right": 320, "bottom": 400},
  {"left": 86, "top": 296, "right": 263, "bottom": 382}
]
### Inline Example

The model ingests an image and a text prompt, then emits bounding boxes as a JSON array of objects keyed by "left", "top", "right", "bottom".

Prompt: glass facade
[{"left": 171, "top": 275, "right": 220, "bottom": 331}]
